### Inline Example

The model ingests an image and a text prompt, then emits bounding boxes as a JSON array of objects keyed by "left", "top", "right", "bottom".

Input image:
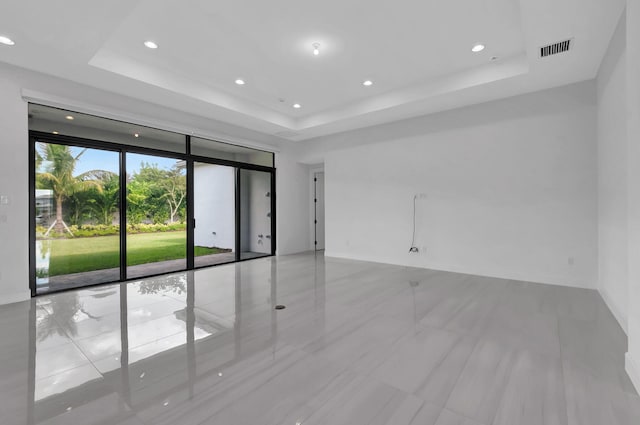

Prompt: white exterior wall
[
  {"left": 240, "top": 170, "right": 271, "bottom": 254},
  {"left": 193, "top": 163, "right": 236, "bottom": 250}
]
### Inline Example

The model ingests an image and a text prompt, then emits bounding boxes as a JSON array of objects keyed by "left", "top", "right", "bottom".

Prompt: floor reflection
[
  {"left": 7, "top": 252, "right": 639, "bottom": 424},
  {"left": 26, "top": 256, "right": 302, "bottom": 425}
]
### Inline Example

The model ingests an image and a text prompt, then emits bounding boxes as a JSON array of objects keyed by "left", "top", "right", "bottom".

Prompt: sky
[{"left": 38, "top": 146, "right": 180, "bottom": 176}]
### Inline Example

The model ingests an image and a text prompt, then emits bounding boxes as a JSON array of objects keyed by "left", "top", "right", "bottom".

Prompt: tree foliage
[
  {"left": 126, "top": 162, "right": 186, "bottom": 224},
  {"left": 36, "top": 145, "right": 186, "bottom": 231}
]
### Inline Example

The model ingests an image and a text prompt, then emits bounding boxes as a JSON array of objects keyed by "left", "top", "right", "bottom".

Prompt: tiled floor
[{"left": 1, "top": 252, "right": 638, "bottom": 425}]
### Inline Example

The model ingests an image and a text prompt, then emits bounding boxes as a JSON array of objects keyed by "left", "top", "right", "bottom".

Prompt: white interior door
[{"left": 315, "top": 172, "right": 325, "bottom": 250}]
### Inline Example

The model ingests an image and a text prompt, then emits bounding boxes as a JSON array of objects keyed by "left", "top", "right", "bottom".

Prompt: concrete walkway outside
[{"left": 41, "top": 251, "right": 269, "bottom": 293}]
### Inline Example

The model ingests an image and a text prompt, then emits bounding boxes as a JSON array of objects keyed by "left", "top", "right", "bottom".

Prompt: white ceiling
[{"left": 0, "top": 0, "right": 625, "bottom": 142}]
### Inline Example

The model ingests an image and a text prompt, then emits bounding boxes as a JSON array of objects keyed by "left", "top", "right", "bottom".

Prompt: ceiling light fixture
[
  {"left": 312, "top": 43, "right": 320, "bottom": 56},
  {"left": 235, "top": 79, "right": 245, "bottom": 85},
  {"left": 134, "top": 133, "right": 140, "bottom": 138},
  {"left": 363, "top": 80, "right": 373, "bottom": 86},
  {"left": 52, "top": 131, "right": 59, "bottom": 135},
  {"left": 293, "top": 103, "right": 301, "bottom": 109},
  {"left": 65, "top": 115, "right": 74, "bottom": 120},
  {"left": 144, "top": 40, "right": 158, "bottom": 49},
  {"left": 0, "top": 35, "right": 15, "bottom": 46},
  {"left": 471, "top": 44, "right": 485, "bottom": 53}
]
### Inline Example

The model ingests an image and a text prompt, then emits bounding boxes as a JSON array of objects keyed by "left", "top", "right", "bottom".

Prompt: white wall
[
  {"left": 297, "top": 82, "right": 598, "bottom": 288},
  {"left": 625, "top": 0, "right": 640, "bottom": 393},
  {"left": 0, "top": 74, "right": 31, "bottom": 304},
  {"left": 193, "top": 163, "right": 235, "bottom": 250},
  {"left": 597, "top": 12, "right": 628, "bottom": 332},
  {"left": 275, "top": 153, "right": 311, "bottom": 255}
]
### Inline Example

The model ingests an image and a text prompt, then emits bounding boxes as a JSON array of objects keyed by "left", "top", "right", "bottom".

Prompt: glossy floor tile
[{"left": 0, "top": 252, "right": 638, "bottom": 425}]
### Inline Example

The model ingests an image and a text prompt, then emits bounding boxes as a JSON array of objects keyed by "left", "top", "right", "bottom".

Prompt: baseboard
[
  {"left": 598, "top": 287, "right": 628, "bottom": 335},
  {"left": 626, "top": 352, "right": 640, "bottom": 394},
  {"left": 324, "top": 251, "right": 594, "bottom": 289},
  {"left": 0, "top": 290, "right": 31, "bottom": 306}
]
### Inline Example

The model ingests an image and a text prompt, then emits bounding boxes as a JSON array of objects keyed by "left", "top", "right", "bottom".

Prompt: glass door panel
[
  {"left": 34, "top": 142, "right": 120, "bottom": 294},
  {"left": 193, "top": 162, "right": 236, "bottom": 267},
  {"left": 240, "top": 169, "right": 272, "bottom": 260},
  {"left": 126, "top": 153, "right": 186, "bottom": 279}
]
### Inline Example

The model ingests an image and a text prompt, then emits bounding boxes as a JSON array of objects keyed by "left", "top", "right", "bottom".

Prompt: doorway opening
[{"left": 314, "top": 172, "right": 325, "bottom": 251}]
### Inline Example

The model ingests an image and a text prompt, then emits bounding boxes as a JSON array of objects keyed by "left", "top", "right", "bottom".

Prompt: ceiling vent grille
[{"left": 540, "top": 39, "right": 572, "bottom": 58}]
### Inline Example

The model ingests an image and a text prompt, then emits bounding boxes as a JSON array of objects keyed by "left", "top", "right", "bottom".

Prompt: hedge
[{"left": 36, "top": 222, "right": 187, "bottom": 239}]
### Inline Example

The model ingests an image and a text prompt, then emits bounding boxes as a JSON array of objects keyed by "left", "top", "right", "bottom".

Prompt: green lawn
[{"left": 42, "top": 232, "right": 228, "bottom": 276}]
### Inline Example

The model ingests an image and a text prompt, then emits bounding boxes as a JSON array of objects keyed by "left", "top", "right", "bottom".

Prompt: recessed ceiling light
[
  {"left": 235, "top": 79, "right": 245, "bottom": 85},
  {"left": 52, "top": 131, "right": 59, "bottom": 135},
  {"left": 472, "top": 44, "right": 485, "bottom": 53},
  {"left": 363, "top": 80, "right": 373, "bottom": 86},
  {"left": 0, "top": 36, "right": 15, "bottom": 46},
  {"left": 293, "top": 103, "right": 301, "bottom": 109},
  {"left": 144, "top": 40, "right": 158, "bottom": 49},
  {"left": 65, "top": 115, "right": 74, "bottom": 120},
  {"left": 134, "top": 133, "right": 140, "bottom": 138},
  {"left": 312, "top": 43, "right": 320, "bottom": 56}
]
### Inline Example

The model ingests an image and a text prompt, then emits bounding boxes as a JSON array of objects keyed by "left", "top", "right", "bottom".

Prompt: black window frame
[{"left": 29, "top": 129, "right": 276, "bottom": 297}]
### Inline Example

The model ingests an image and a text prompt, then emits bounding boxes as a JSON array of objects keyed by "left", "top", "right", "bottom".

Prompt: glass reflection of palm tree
[
  {"left": 37, "top": 291, "right": 112, "bottom": 341},
  {"left": 36, "top": 294, "right": 82, "bottom": 340}
]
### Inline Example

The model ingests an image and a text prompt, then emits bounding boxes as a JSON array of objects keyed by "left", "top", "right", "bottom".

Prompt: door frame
[{"left": 308, "top": 165, "right": 324, "bottom": 251}]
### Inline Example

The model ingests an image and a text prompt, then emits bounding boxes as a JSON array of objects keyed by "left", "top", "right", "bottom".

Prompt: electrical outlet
[{"left": 0, "top": 195, "right": 8, "bottom": 205}]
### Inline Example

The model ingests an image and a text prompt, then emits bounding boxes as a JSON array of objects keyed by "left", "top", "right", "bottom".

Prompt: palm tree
[
  {"left": 37, "top": 143, "right": 102, "bottom": 235},
  {"left": 89, "top": 171, "right": 120, "bottom": 225}
]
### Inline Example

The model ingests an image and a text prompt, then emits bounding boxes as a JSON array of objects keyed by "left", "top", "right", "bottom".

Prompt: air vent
[{"left": 540, "top": 39, "right": 572, "bottom": 58}]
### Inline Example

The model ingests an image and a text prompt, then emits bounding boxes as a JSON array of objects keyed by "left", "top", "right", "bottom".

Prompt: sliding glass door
[
  {"left": 34, "top": 142, "right": 120, "bottom": 294},
  {"left": 240, "top": 169, "right": 273, "bottom": 260},
  {"left": 126, "top": 153, "right": 187, "bottom": 279},
  {"left": 30, "top": 104, "right": 276, "bottom": 296}
]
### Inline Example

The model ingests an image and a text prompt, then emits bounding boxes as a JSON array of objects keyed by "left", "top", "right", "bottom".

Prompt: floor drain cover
[{"left": 275, "top": 305, "right": 286, "bottom": 310}]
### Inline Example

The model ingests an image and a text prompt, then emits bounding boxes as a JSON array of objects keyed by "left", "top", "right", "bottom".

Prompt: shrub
[{"left": 36, "top": 222, "right": 186, "bottom": 239}]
